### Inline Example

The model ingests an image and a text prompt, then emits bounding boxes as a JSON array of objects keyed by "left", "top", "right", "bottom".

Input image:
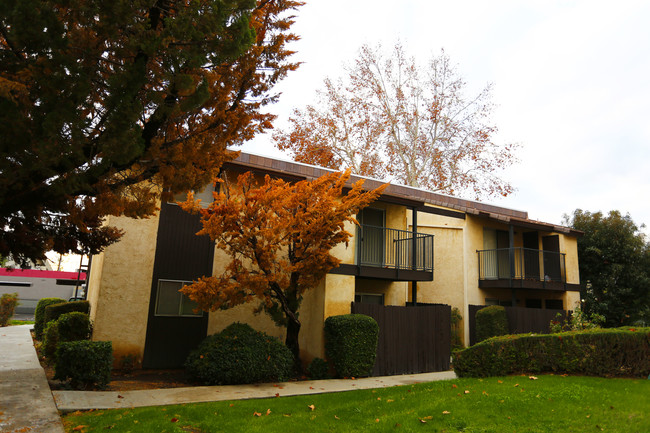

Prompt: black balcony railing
[
  {"left": 477, "top": 247, "right": 566, "bottom": 284},
  {"left": 357, "top": 224, "right": 434, "bottom": 272}
]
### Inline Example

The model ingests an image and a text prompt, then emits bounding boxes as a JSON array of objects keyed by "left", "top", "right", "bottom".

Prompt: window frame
[{"left": 154, "top": 279, "right": 203, "bottom": 318}]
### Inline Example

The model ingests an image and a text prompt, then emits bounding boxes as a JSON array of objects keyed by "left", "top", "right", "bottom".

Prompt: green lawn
[
  {"left": 9, "top": 319, "right": 34, "bottom": 325},
  {"left": 62, "top": 375, "right": 650, "bottom": 433}
]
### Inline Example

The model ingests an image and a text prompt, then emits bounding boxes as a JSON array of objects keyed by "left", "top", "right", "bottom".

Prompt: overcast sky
[{"left": 241, "top": 0, "right": 650, "bottom": 233}]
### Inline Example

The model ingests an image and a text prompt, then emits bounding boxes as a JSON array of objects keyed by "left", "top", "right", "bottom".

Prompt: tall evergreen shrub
[
  {"left": 475, "top": 305, "right": 509, "bottom": 342},
  {"left": 324, "top": 314, "right": 379, "bottom": 378},
  {"left": 34, "top": 298, "right": 65, "bottom": 339}
]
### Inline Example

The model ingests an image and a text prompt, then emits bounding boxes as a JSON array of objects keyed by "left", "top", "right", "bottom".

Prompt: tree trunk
[{"left": 285, "top": 317, "right": 302, "bottom": 374}]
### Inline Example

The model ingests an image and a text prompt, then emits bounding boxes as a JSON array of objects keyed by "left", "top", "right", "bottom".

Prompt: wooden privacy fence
[
  {"left": 468, "top": 305, "right": 568, "bottom": 346},
  {"left": 351, "top": 302, "right": 451, "bottom": 376}
]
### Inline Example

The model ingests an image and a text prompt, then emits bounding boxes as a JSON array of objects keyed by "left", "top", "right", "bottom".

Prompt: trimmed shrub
[
  {"left": 475, "top": 305, "right": 508, "bottom": 342},
  {"left": 42, "top": 321, "right": 60, "bottom": 362},
  {"left": 185, "top": 323, "right": 293, "bottom": 385},
  {"left": 453, "top": 327, "right": 650, "bottom": 378},
  {"left": 34, "top": 298, "right": 66, "bottom": 339},
  {"left": 44, "top": 300, "right": 90, "bottom": 327},
  {"left": 56, "top": 311, "right": 92, "bottom": 342},
  {"left": 0, "top": 292, "right": 19, "bottom": 327},
  {"left": 307, "top": 357, "right": 330, "bottom": 380},
  {"left": 324, "top": 314, "right": 378, "bottom": 378},
  {"left": 54, "top": 340, "right": 113, "bottom": 389}
]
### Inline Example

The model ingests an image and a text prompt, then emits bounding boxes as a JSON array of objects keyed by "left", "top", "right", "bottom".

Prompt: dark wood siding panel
[
  {"left": 351, "top": 303, "right": 451, "bottom": 376},
  {"left": 142, "top": 203, "right": 214, "bottom": 368}
]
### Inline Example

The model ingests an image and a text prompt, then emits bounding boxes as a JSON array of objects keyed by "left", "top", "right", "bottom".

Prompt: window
[
  {"left": 155, "top": 280, "right": 202, "bottom": 317},
  {"left": 171, "top": 184, "right": 215, "bottom": 208},
  {"left": 485, "top": 298, "right": 512, "bottom": 307},
  {"left": 545, "top": 299, "right": 563, "bottom": 310},
  {"left": 354, "top": 293, "right": 384, "bottom": 305},
  {"left": 525, "top": 298, "right": 542, "bottom": 309}
]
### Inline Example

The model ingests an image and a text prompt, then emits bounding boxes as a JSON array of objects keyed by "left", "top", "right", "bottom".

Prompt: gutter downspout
[{"left": 411, "top": 207, "right": 418, "bottom": 305}]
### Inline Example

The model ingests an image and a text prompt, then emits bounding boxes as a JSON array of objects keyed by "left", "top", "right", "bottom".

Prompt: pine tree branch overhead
[{"left": 0, "top": 0, "right": 302, "bottom": 265}]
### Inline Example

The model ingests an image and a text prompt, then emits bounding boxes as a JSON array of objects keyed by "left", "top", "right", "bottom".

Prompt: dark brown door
[
  {"left": 542, "top": 235, "right": 561, "bottom": 282},
  {"left": 523, "top": 232, "right": 540, "bottom": 279}
]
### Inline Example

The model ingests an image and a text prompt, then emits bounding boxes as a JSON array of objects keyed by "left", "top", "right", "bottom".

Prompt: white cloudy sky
[{"left": 241, "top": 0, "right": 650, "bottom": 232}]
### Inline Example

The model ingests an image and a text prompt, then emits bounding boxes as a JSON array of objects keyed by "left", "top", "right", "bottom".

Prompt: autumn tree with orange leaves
[
  {"left": 180, "top": 170, "right": 386, "bottom": 369},
  {"left": 0, "top": 0, "right": 301, "bottom": 265},
  {"left": 275, "top": 43, "right": 518, "bottom": 199}
]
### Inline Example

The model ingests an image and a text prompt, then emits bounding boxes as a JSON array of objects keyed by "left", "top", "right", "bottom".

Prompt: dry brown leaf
[
  {"left": 529, "top": 376, "right": 538, "bottom": 380},
  {"left": 442, "top": 411, "right": 450, "bottom": 415},
  {"left": 308, "top": 404, "right": 315, "bottom": 411},
  {"left": 266, "top": 409, "right": 271, "bottom": 416},
  {"left": 464, "top": 390, "right": 470, "bottom": 394},
  {"left": 253, "top": 412, "right": 262, "bottom": 417}
]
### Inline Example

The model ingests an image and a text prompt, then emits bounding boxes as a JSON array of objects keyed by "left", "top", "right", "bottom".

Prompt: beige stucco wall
[
  {"left": 87, "top": 213, "right": 160, "bottom": 366},
  {"left": 561, "top": 236, "right": 580, "bottom": 285}
]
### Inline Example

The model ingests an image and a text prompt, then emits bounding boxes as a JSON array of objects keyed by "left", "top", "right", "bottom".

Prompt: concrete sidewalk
[
  {"left": 0, "top": 324, "right": 65, "bottom": 433},
  {"left": 54, "top": 370, "right": 457, "bottom": 412}
]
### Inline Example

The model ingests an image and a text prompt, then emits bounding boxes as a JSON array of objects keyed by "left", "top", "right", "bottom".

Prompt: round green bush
[
  {"left": 475, "top": 305, "right": 509, "bottom": 342},
  {"left": 34, "top": 297, "right": 65, "bottom": 339},
  {"left": 57, "top": 312, "right": 92, "bottom": 342},
  {"left": 185, "top": 322, "right": 293, "bottom": 385},
  {"left": 307, "top": 357, "right": 330, "bottom": 380}
]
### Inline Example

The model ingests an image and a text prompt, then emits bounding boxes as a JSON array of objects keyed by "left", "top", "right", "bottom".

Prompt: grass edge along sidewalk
[{"left": 62, "top": 375, "right": 650, "bottom": 433}]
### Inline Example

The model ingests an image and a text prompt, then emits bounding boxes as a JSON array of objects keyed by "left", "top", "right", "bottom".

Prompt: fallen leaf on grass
[
  {"left": 529, "top": 376, "right": 538, "bottom": 380},
  {"left": 452, "top": 384, "right": 457, "bottom": 388},
  {"left": 171, "top": 418, "right": 178, "bottom": 423},
  {"left": 497, "top": 380, "right": 503, "bottom": 384},
  {"left": 514, "top": 384, "right": 519, "bottom": 387},
  {"left": 442, "top": 411, "right": 450, "bottom": 415},
  {"left": 308, "top": 405, "right": 315, "bottom": 411},
  {"left": 73, "top": 426, "right": 86, "bottom": 431},
  {"left": 375, "top": 418, "right": 380, "bottom": 422},
  {"left": 253, "top": 412, "right": 262, "bottom": 417},
  {"left": 387, "top": 399, "right": 394, "bottom": 403},
  {"left": 266, "top": 409, "right": 271, "bottom": 416},
  {"left": 464, "top": 390, "right": 470, "bottom": 394},
  {"left": 334, "top": 415, "right": 340, "bottom": 420}
]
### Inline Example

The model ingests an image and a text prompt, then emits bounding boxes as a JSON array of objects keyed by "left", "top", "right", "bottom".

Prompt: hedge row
[
  {"left": 44, "top": 300, "right": 90, "bottom": 326},
  {"left": 453, "top": 327, "right": 650, "bottom": 378},
  {"left": 54, "top": 340, "right": 113, "bottom": 389}
]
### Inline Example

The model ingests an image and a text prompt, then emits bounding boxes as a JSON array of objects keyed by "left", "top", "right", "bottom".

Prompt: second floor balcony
[
  {"left": 477, "top": 247, "right": 568, "bottom": 291},
  {"left": 354, "top": 224, "right": 434, "bottom": 281}
]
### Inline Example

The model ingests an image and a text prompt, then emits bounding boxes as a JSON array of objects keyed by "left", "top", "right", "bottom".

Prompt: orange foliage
[{"left": 180, "top": 170, "right": 386, "bottom": 364}]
